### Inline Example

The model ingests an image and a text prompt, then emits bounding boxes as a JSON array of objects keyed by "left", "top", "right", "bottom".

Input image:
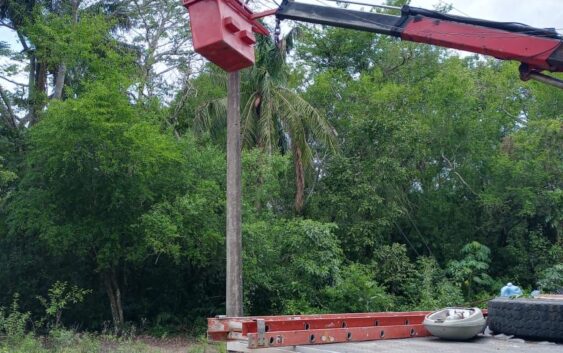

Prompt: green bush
[
  {"left": 447, "top": 241, "right": 494, "bottom": 299},
  {"left": 372, "top": 243, "right": 415, "bottom": 296},
  {"left": 37, "top": 281, "right": 92, "bottom": 328},
  {"left": 414, "top": 257, "right": 464, "bottom": 310},
  {"left": 0, "top": 332, "right": 158, "bottom": 353},
  {"left": 323, "top": 263, "right": 394, "bottom": 313},
  {"left": 0, "top": 335, "right": 47, "bottom": 353},
  {"left": 0, "top": 294, "right": 31, "bottom": 342},
  {"left": 244, "top": 218, "right": 343, "bottom": 314},
  {"left": 537, "top": 264, "right": 563, "bottom": 293}
]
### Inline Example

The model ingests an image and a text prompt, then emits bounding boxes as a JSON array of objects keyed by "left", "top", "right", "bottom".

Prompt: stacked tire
[{"left": 488, "top": 298, "right": 563, "bottom": 342}]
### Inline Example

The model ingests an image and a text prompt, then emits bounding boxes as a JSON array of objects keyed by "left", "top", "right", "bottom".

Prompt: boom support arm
[{"left": 276, "top": 0, "right": 563, "bottom": 88}]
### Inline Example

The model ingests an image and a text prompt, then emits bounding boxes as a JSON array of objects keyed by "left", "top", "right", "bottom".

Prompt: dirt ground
[{"left": 101, "top": 336, "right": 224, "bottom": 353}]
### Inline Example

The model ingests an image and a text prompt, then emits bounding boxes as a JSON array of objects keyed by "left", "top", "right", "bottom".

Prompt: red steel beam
[
  {"left": 211, "top": 311, "right": 430, "bottom": 325},
  {"left": 209, "top": 312, "right": 431, "bottom": 334},
  {"left": 241, "top": 313, "right": 426, "bottom": 335},
  {"left": 247, "top": 324, "right": 430, "bottom": 348}
]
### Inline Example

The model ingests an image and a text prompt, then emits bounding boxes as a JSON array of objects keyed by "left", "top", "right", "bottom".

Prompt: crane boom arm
[{"left": 276, "top": 0, "right": 563, "bottom": 88}]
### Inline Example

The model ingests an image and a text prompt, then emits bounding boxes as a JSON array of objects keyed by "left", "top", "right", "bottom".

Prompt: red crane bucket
[{"left": 183, "top": 0, "right": 269, "bottom": 72}]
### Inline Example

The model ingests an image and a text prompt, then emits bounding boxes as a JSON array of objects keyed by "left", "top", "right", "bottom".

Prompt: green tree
[
  {"left": 537, "top": 264, "right": 563, "bottom": 293},
  {"left": 0, "top": 156, "right": 16, "bottom": 202},
  {"left": 323, "top": 263, "right": 393, "bottom": 313},
  {"left": 0, "top": 0, "right": 132, "bottom": 124},
  {"left": 447, "top": 241, "right": 493, "bottom": 299},
  {"left": 37, "top": 281, "right": 91, "bottom": 328},
  {"left": 244, "top": 218, "right": 342, "bottom": 314},
  {"left": 8, "top": 81, "right": 185, "bottom": 330},
  {"left": 373, "top": 243, "right": 415, "bottom": 297},
  {"left": 482, "top": 117, "right": 562, "bottom": 285},
  {"left": 122, "top": 0, "right": 193, "bottom": 103},
  {"left": 415, "top": 257, "right": 463, "bottom": 310},
  {"left": 138, "top": 135, "right": 226, "bottom": 266},
  {"left": 305, "top": 68, "right": 428, "bottom": 259}
]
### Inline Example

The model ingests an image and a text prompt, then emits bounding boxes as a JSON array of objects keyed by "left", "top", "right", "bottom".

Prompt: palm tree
[{"left": 197, "top": 33, "right": 337, "bottom": 214}]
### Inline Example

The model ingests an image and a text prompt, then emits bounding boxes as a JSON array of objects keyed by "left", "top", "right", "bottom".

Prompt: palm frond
[
  {"left": 194, "top": 97, "right": 227, "bottom": 136},
  {"left": 241, "top": 91, "right": 259, "bottom": 148},
  {"left": 258, "top": 93, "right": 276, "bottom": 153},
  {"left": 277, "top": 87, "right": 338, "bottom": 153},
  {"left": 274, "top": 89, "right": 311, "bottom": 169}
]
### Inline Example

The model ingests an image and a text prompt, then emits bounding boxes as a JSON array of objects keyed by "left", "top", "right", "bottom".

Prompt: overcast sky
[{"left": 409, "top": 0, "right": 562, "bottom": 30}]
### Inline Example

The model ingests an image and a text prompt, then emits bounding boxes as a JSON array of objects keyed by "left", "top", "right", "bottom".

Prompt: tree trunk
[
  {"left": 103, "top": 270, "right": 124, "bottom": 333},
  {"left": 35, "top": 61, "right": 47, "bottom": 98},
  {"left": 55, "top": 310, "right": 62, "bottom": 328},
  {"left": 53, "top": 63, "right": 66, "bottom": 100},
  {"left": 293, "top": 144, "right": 305, "bottom": 214},
  {"left": 226, "top": 71, "right": 243, "bottom": 317},
  {"left": 30, "top": 61, "right": 48, "bottom": 125},
  {"left": 28, "top": 55, "right": 36, "bottom": 94},
  {"left": 0, "top": 85, "right": 17, "bottom": 129},
  {"left": 52, "top": 0, "right": 77, "bottom": 100}
]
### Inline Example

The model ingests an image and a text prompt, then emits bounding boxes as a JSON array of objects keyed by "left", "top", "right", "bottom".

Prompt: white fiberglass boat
[{"left": 423, "top": 307, "right": 486, "bottom": 340}]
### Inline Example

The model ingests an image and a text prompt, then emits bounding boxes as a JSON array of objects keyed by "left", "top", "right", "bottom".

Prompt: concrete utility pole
[{"left": 226, "top": 71, "right": 243, "bottom": 317}]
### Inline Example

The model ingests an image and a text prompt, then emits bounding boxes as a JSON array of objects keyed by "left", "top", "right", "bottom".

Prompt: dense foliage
[{"left": 0, "top": 0, "right": 561, "bottom": 342}]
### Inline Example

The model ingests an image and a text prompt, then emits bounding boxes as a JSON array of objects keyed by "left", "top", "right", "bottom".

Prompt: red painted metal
[
  {"left": 241, "top": 313, "right": 426, "bottom": 335},
  {"left": 401, "top": 17, "right": 562, "bottom": 72},
  {"left": 252, "top": 9, "right": 278, "bottom": 20},
  {"left": 247, "top": 324, "right": 429, "bottom": 348},
  {"left": 208, "top": 311, "right": 442, "bottom": 348},
  {"left": 182, "top": 0, "right": 269, "bottom": 72}
]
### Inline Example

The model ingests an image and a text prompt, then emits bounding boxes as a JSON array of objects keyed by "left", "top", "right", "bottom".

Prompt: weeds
[{"left": 0, "top": 294, "right": 31, "bottom": 344}]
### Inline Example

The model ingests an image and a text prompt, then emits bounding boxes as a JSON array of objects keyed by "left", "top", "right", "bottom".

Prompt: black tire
[{"left": 488, "top": 298, "right": 563, "bottom": 342}]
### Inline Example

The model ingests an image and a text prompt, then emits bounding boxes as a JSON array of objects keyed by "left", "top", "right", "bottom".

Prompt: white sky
[{"left": 409, "top": 0, "right": 562, "bottom": 30}]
